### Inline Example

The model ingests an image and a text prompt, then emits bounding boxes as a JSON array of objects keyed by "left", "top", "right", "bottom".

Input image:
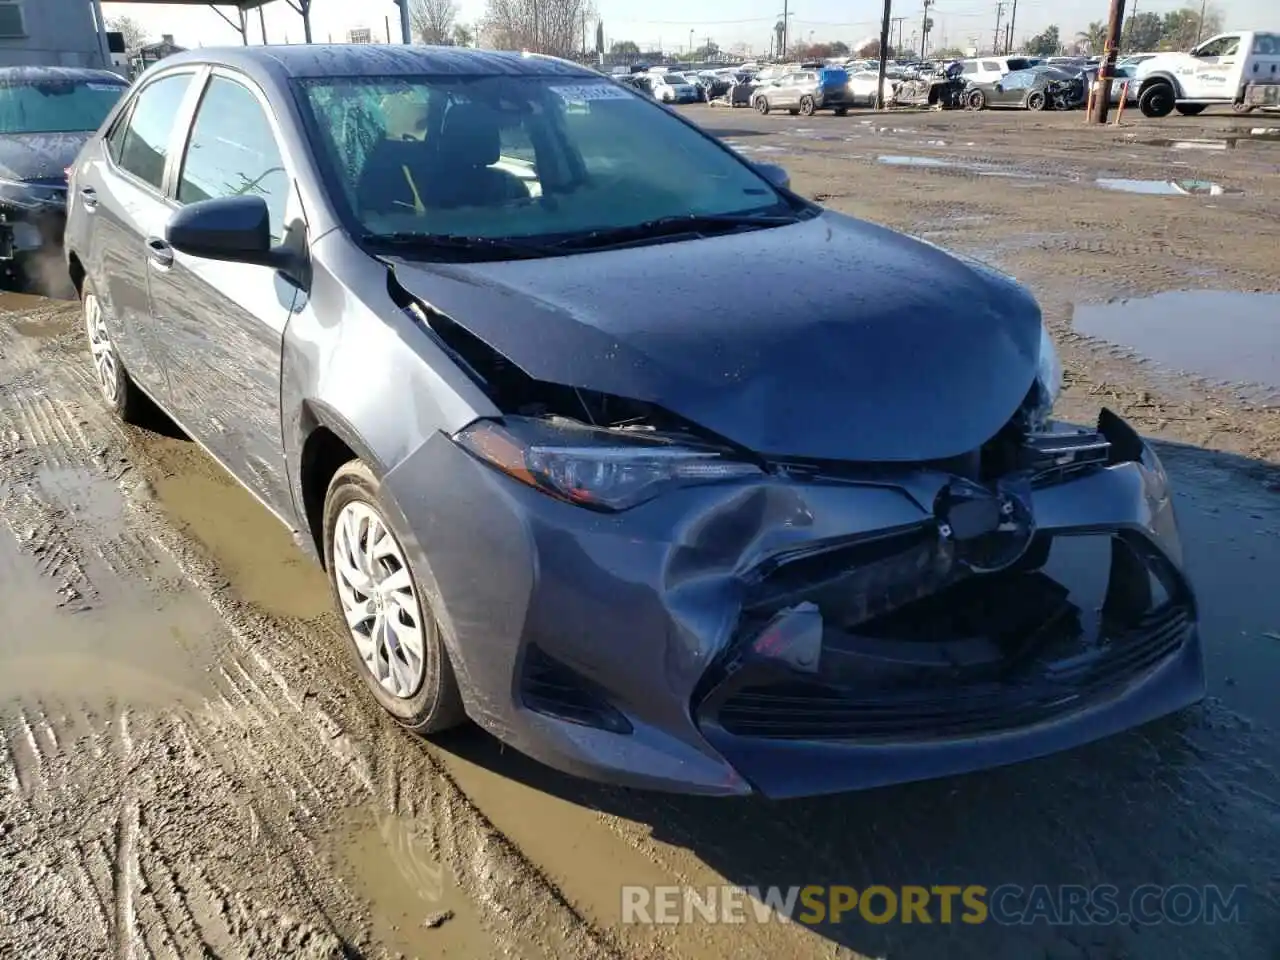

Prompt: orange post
[
  {"left": 1085, "top": 83, "right": 1095, "bottom": 121},
  {"left": 1113, "top": 82, "right": 1129, "bottom": 124}
]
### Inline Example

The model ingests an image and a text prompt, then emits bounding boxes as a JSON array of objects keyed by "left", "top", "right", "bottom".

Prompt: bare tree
[
  {"left": 411, "top": 0, "right": 459, "bottom": 44},
  {"left": 480, "top": 0, "right": 593, "bottom": 57},
  {"left": 106, "top": 15, "right": 149, "bottom": 55}
]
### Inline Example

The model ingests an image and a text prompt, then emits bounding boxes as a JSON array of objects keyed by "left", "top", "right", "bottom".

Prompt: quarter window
[
  {"left": 116, "top": 73, "right": 193, "bottom": 190},
  {"left": 177, "top": 76, "right": 289, "bottom": 243}
]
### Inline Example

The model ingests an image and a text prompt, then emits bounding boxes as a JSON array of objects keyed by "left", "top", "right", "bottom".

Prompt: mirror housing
[
  {"left": 754, "top": 161, "right": 791, "bottom": 191},
  {"left": 165, "top": 195, "right": 291, "bottom": 270}
]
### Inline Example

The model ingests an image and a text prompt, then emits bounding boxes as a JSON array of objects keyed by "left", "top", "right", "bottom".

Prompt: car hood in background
[
  {"left": 0, "top": 132, "right": 91, "bottom": 182},
  {"left": 392, "top": 212, "right": 1043, "bottom": 463}
]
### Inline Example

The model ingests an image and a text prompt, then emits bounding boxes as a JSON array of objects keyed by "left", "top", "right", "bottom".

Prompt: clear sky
[{"left": 105, "top": 0, "right": 1267, "bottom": 55}]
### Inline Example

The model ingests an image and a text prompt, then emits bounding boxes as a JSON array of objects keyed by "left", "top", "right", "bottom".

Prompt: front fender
[
  {"left": 1139, "top": 71, "right": 1184, "bottom": 98},
  {"left": 280, "top": 231, "right": 499, "bottom": 555}
]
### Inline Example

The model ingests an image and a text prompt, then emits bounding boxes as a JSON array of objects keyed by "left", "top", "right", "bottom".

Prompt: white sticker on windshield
[
  {"left": 86, "top": 82, "right": 125, "bottom": 91},
  {"left": 548, "top": 83, "right": 632, "bottom": 102}
]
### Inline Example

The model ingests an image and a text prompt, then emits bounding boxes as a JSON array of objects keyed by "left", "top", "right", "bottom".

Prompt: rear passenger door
[
  {"left": 145, "top": 70, "right": 301, "bottom": 518},
  {"left": 84, "top": 69, "right": 201, "bottom": 405}
]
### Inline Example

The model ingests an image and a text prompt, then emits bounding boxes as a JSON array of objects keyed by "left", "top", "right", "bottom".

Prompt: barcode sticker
[{"left": 548, "top": 83, "right": 632, "bottom": 102}]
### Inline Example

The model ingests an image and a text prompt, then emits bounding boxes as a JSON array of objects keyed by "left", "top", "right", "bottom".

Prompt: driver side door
[
  {"left": 1187, "top": 35, "right": 1240, "bottom": 98},
  {"left": 145, "top": 70, "right": 302, "bottom": 518}
]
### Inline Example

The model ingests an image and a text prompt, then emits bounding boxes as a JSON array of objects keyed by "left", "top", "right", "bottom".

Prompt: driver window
[
  {"left": 1196, "top": 37, "right": 1235, "bottom": 57},
  {"left": 177, "top": 76, "right": 290, "bottom": 244}
]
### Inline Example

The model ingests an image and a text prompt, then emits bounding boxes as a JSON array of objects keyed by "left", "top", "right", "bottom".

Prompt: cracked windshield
[{"left": 1, "top": 2, "right": 1277, "bottom": 960}]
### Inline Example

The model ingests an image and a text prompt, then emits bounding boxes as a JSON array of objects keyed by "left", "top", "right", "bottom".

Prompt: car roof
[
  {"left": 0, "top": 66, "right": 128, "bottom": 84},
  {"left": 155, "top": 44, "right": 597, "bottom": 82}
]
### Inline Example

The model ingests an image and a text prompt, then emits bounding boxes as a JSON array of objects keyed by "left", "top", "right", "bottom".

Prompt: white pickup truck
[{"left": 1133, "top": 30, "right": 1280, "bottom": 117}]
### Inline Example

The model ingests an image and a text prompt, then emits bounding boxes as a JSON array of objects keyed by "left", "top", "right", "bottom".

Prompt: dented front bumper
[{"left": 382, "top": 411, "right": 1203, "bottom": 798}]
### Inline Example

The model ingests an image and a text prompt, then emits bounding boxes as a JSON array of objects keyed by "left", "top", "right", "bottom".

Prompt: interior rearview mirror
[
  {"left": 753, "top": 161, "right": 791, "bottom": 192},
  {"left": 166, "top": 195, "right": 288, "bottom": 270}
]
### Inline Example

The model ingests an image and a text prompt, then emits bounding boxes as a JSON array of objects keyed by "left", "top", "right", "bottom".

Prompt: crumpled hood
[
  {"left": 392, "top": 211, "right": 1043, "bottom": 462},
  {"left": 0, "top": 132, "right": 89, "bottom": 182}
]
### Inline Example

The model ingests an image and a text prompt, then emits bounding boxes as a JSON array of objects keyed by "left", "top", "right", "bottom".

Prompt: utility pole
[
  {"left": 396, "top": 0, "right": 411, "bottom": 43},
  {"left": 1007, "top": 0, "right": 1018, "bottom": 54},
  {"left": 259, "top": 4, "right": 268, "bottom": 42},
  {"left": 1088, "top": 0, "right": 1127, "bottom": 123},
  {"left": 1126, "top": 0, "right": 1138, "bottom": 53},
  {"left": 1194, "top": 0, "right": 1207, "bottom": 44},
  {"left": 891, "top": 16, "right": 906, "bottom": 54},
  {"left": 993, "top": 1, "right": 1006, "bottom": 55},
  {"left": 781, "top": 0, "right": 790, "bottom": 58},
  {"left": 1004, "top": 22, "right": 1011, "bottom": 54},
  {"left": 919, "top": 0, "right": 932, "bottom": 58},
  {"left": 876, "top": 0, "right": 892, "bottom": 107}
]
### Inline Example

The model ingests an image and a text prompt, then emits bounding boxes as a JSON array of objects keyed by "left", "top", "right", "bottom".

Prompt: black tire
[
  {"left": 799, "top": 95, "right": 816, "bottom": 116},
  {"left": 967, "top": 89, "right": 987, "bottom": 110},
  {"left": 1138, "top": 82, "right": 1175, "bottom": 118},
  {"left": 1027, "top": 91, "right": 1047, "bottom": 111},
  {"left": 323, "top": 459, "right": 466, "bottom": 735},
  {"left": 834, "top": 107, "right": 848, "bottom": 116},
  {"left": 755, "top": 96, "right": 770, "bottom": 115},
  {"left": 81, "top": 277, "right": 145, "bottom": 424},
  {"left": 1233, "top": 102, "right": 1257, "bottom": 114},
  {"left": 1175, "top": 103, "right": 1207, "bottom": 116}
]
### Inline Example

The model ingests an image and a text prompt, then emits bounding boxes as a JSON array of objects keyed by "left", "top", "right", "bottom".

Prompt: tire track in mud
[{"left": 0, "top": 302, "right": 628, "bottom": 960}]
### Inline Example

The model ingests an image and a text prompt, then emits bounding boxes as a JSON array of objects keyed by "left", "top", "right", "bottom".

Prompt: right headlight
[
  {"left": 1028, "top": 322, "right": 1063, "bottom": 431},
  {"left": 453, "top": 416, "right": 763, "bottom": 512}
]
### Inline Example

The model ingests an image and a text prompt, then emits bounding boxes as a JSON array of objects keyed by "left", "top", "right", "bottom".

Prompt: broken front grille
[{"left": 698, "top": 532, "right": 1193, "bottom": 743}]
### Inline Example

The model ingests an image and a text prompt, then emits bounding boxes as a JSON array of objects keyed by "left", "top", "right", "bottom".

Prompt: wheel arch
[{"left": 1138, "top": 72, "right": 1182, "bottom": 98}]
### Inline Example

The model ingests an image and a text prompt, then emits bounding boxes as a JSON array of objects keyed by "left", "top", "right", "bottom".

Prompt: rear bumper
[
  {"left": 382, "top": 412, "right": 1203, "bottom": 798},
  {"left": 1245, "top": 82, "right": 1280, "bottom": 106}
]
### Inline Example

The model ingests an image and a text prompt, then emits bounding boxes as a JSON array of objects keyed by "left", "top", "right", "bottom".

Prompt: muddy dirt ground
[{"left": 2, "top": 107, "right": 1279, "bottom": 960}]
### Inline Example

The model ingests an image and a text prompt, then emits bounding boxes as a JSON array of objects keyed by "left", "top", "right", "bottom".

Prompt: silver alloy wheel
[
  {"left": 84, "top": 293, "right": 118, "bottom": 404},
  {"left": 332, "top": 500, "right": 426, "bottom": 699}
]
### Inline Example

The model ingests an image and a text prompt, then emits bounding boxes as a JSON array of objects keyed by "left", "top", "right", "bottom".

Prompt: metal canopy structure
[{"left": 105, "top": 0, "right": 414, "bottom": 45}]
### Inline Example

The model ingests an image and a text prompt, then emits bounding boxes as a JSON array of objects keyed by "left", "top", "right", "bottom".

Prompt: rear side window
[
  {"left": 116, "top": 73, "right": 193, "bottom": 190},
  {"left": 961, "top": 62, "right": 978, "bottom": 74},
  {"left": 983, "top": 61, "right": 1001, "bottom": 72},
  {"left": 177, "top": 76, "right": 289, "bottom": 243}
]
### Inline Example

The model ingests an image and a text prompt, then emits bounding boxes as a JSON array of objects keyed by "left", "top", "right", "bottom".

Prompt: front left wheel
[
  {"left": 323, "top": 460, "right": 466, "bottom": 735},
  {"left": 82, "top": 279, "right": 145, "bottom": 423},
  {"left": 799, "top": 95, "right": 816, "bottom": 116}
]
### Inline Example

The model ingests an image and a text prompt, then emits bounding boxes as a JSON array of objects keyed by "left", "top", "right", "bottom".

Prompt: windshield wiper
[
  {"left": 546, "top": 212, "right": 802, "bottom": 251},
  {"left": 361, "top": 232, "right": 555, "bottom": 261}
]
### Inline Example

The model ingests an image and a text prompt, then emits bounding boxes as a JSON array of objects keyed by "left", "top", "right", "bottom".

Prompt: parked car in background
[
  {"left": 0, "top": 66, "right": 129, "bottom": 290},
  {"left": 847, "top": 70, "right": 896, "bottom": 107},
  {"left": 649, "top": 72, "right": 699, "bottom": 103},
  {"left": 966, "top": 67, "right": 1085, "bottom": 111},
  {"left": 752, "top": 65, "right": 856, "bottom": 115},
  {"left": 1081, "top": 64, "right": 1142, "bottom": 104},
  {"left": 957, "top": 56, "right": 1044, "bottom": 85}
]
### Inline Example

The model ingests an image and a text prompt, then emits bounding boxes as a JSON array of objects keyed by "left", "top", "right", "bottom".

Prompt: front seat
[{"left": 420, "top": 104, "right": 528, "bottom": 208}]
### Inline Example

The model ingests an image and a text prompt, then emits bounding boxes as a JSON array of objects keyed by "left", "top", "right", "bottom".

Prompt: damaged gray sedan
[{"left": 64, "top": 45, "right": 1204, "bottom": 798}]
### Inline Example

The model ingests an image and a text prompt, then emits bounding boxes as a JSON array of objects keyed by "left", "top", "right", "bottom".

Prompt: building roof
[{"left": 158, "top": 44, "right": 599, "bottom": 80}]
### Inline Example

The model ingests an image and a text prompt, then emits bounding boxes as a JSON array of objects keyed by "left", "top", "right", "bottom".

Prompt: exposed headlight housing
[
  {"left": 0, "top": 176, "right": 66, "bottom": 211},
  {"left": 453, "top": 416, "right": 763, "bottom": 511}
]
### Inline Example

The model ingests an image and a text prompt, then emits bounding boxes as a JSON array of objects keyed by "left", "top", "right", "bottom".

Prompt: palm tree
[{"left": 1077, "top": 21, "right": 1108, "bottom": 54}]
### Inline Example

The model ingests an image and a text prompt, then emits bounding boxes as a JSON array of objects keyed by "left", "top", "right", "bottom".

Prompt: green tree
[
  {"left": 934, "top": 46, "right": 966, "bottom": 59},
  {"left": 610, "top": 40, "right": 640, "bottom": 55},
  {"left": 1160, "top": 6, "right": 1223, "bottom": 50},
  {"left": 1025, "top": 25, "right": 1060, "bottom": 56},
  {"left": 452, "top": 22, "right": 474, "bottom": 46},
  {"left": 1121, "top": 12, "right": 1162, "bottom": 52},
  {"left": 1077, "top": 20, "right": 1107, "bottom": 54},
  {"left": 106, "top": 15, "right": 148, "bottom": 55}
]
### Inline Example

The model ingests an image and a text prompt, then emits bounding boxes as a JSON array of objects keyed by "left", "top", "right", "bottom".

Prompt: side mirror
[
  {"left": 754, "top": 161, "right": 791, "bottom": 191},
  {"left": 166, "top": 195, "right": 286, "bottom": 269},
  {"left": 994, "top": 83, "right": 1003, "bottom": 92}
]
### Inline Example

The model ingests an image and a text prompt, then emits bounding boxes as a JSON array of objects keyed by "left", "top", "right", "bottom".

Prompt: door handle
[
  {"left": 146, "top": 236, "right": 174, "bottom": 269},
  {"left": 79, "top": 186, "right": 98, "bottom": 210}
]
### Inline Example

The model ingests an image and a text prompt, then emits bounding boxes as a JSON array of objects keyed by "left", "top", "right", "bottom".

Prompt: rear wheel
[
  {"left": 1233, "top": 101, "right": 1257, "bottom": 114},
  {"left": 1027, "top": 91, "right": 1047, "bottom": 111},
  {"left": 323, "top": 460, "right": 466, "bottom": 735},
  {"left": 755, "top": 96, "right": 770, "bottom": 115},
  {"left": 1175, "top": 103, "right": 1206, "bottom": 116},
  {"left": 799, "top": 95, "right": 816, "bottom": 116},
  {"left": 1138, "top": 81, "right": 1175, "bottom": 118},
  {"left": 82, "top": 279, "right": 145, "bottom": 423},
  {"left": 967, "top": 89, "right": 987, "bottom": 110}
]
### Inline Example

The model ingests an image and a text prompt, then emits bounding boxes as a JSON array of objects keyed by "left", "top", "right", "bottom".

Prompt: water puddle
[
  {"left": 1095, "top": 177, "right": 1242, "bottom": 196},
  {"left": 331, "top": 811, "right": 505, "bottom": 958},
  {"left": 149, "top": 462, "right": 331, "bottom": 621},
  {"left": 878, "top": 155, "right": 1038, "bottom": 178},
  {"left": 1072, "top": 291, "right": 1280, "bottom": 399}
]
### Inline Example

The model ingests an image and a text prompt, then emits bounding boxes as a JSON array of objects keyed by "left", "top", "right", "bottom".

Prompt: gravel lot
[{"left": 1, "top": 105, "right": 1278, "bottom": 960}]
